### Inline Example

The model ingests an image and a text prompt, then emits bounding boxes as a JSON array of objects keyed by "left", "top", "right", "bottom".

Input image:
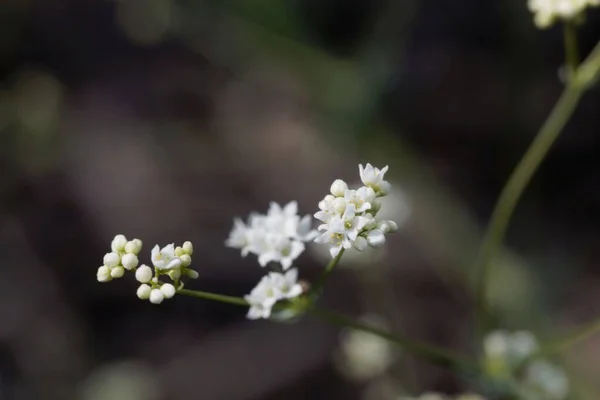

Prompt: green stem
[
  {"left": 474, "top": 38, "right": 600, "bottom": 344},
  {"left": 564, "top": 21, "right": 579, "bottom": 74},
  {"left": 311, "top": 307, "right": 477, "bottom": 372},
  {"left": 310, "top": 248, "right": 345, "bottom": 298},
  {"left": 177, "top": 288, "right": 249, "bottom": 306}
]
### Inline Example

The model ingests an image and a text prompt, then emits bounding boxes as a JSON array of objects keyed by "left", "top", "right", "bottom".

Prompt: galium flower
[
  {"left": 314, "top": 164, "right": 399, "bottom": 258},
  {"left": 226, "top": 201, "right": 317, "bottom": 270},
  {"left": 528, "top": 0, "right": 599, "bottom": 28},
  {"left": 244, "top": 268, "right": 304, "bottom": 319},
  {"left": 97, "top": 234, "right": 143, "bottom": 282}
]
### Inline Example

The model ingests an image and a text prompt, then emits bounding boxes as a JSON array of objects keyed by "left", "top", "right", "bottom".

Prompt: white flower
[
  {"left": 135, "top": 264, "right": 153, "bottom": 283},
  {"left": 151, "top": 244, "right": 182, "bottom": 270},
  {"left": 244, "top": 275, "right": 280, "bottom": 320},
  {"left": 269, "top": 268, "right": 303, "bottom": 299},
  {"left": 484, "top": 330, "right": 538, "bottom": 365},
  {"left": 344, "top": 186, "right": 375, "bottom": 213},
  {"left": 103, "top": 252, "right": 120, "bottom": 268},
  {"left": 111, "top": 234, "right": 127, "bottom": 252},
  {"left": 160, "top": 283, "right": 176, "bottom": 299},
  {"left": 182, "top": 241, "right": 193, "bottom": 255},
  {"left": 315, "top": 204, "right": 370, "bottom": 258},
  {"left": 522, "top": 360, "right": 569, "bottom": 400},
  {"left": 121, "top": 253, "right": 139, "bottom": 270},
  {"left": 96, "top": 266, "right": 112, "bottom": 282},
  {"left": 528, "top": 0, "right": 599, "bottom": 28},
  {"left": 149, "top": 288, "right": 164, "bottom": 304},
  {"left": 359, "top": 163, "right": 391, "bottom": 195},
  {"left": 137, "top": 284, "right": 151, "bottom": 300},
  {"left": 330, "top": 179, "right": 348, "bottom": 197},
  {"left": 125, "top": 239, "right": 142, "bottom": 255},
  {"left": 257, "top": 235, "right": 305, "bottom": 270}
]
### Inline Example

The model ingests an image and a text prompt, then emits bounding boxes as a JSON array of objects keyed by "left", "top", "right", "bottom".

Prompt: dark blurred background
[{"left": 1, "top": 0, "right": 600, "bottom": 399}]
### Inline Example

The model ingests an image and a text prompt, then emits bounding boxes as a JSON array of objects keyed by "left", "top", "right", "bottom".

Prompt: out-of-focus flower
[
  {"left": 528, "top": 0, "right": 599, "bottom": 28},
  {"left": 244, "top": 268, "right": 304, "bottom": 319}
]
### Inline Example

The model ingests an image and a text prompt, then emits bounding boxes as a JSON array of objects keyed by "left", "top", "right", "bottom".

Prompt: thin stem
[
  {"left": 563, "top": 22, "right": 579, "bottom": 74},
  {"left": 538, "top": 319, "right": 600, "bottom": 357},
  {"left": 311, "top": 307, "right": 478, "bottom": 372},
  {"left": 310, "top": 248, "right": 345, "bottom": 298},
  {"left": 177, "top": 288, "right": 249, "bottom": 307}
]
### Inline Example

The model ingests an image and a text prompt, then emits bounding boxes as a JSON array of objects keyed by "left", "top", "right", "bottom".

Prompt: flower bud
[
  {"left": 96, "top": 266, "right": 112, "bottom": 282},
  {"left": 174, "top": 246, "right": 184, "bottom": 257},
  {"left": 121, "top": 253, "right": 139, "bottom": 270},
  {"left": 168, "top": 268, "right": 181, "bottom": 280},
  {"left": 185, "top": 269, "right": 199, "bottom": 279},
  {"left": 332, "top": 198, "right": 347, "bottom": 214},
  {"left": 160, "top": 283, "right": 176, "bottom": 299},
  {"left": 353, "top": 236, "right": 368, "bottom": 251},
  {"left": 370, "top": 199, "right": 381, "bottom": 213},
  {"left": 182, "top": 241, "right": 193, "bottom": 255},
  {"left": 111, "top": 234, "right": 127, "bottom": 252},
  {"left": 330, "top": 179, "right": 348, "bottom": 197},
  {"left": 125, "top": 239, "right": 142, "bottom": 255},
  {"left": 137, "top": 284, "right": 151, "bottom": 300},
  {"left": 179, "top": 254, "right": 192, "bottom": 268},
  {"left": 110, "top": 266, "right": 125, "bottom": 278},
  {"left": 366, "top": 229, "right": 386, "bottom": 248},
  {"left": 149, "top": 289, "right": 164, "bottom": 304},
  {"left": 135, "top": 264, "right": 153, "bottom": 283},
  {"left": 103, "top": 252, "right": 120, "bottom": 268}
]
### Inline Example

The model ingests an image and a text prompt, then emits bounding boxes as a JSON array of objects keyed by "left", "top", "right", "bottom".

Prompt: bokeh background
[{"left": 1, "top": 0, "right": 600, "bottom": 399}]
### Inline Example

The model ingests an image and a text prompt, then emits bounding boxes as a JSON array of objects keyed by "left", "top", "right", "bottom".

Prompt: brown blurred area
[{"left": 1, "top": 0, "right": 600, "bottom": 399}]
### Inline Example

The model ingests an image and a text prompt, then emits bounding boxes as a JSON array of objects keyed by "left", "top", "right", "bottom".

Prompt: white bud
[
  {"left": 96, "top": 266, "right": 112, "bottom": 282},
  {"left": 330, "top": 179, "right": 348, "bottom": 197},
  {"left": 370, "top": 199, "right": 381, "bottom": 213},
  {"left": 135, "top": 264, "right": 153, "bottom": 283},
  {"left": 332, "top": 197, "right": 347, "bottom": 214},
  {"left": 168, "top": 268, "right": 181, "bottom": 280},
  {"left": 377, "top": 181, "right": 391, "bottom": 196},
  {"left": 353, "top": 236, "right": 368, "bottom": 251},
  {"left": 111, "top": 234, "right": 127, "bottom": 252},
  {"left": 110, "top": 266, "right": 125, "bottom": 278},
  {"left": 186, "top": 269, "right": 199, "bottom": 279},
  {"left": 366, "top": 229, "right": 386, "bottom": 248},
  {"left": 136, "top": 284, "right": 152, "bottom": 300},
  {"left": 175, "top": 246, "right": 184, "bottom": 257},
  {"left": 103, "top": 252, "right": 120, "bottom": 268},
  {"left": 125, "top": 239, "right": 142, "bottom": 255},
  {"left": 121, "top": 253, "right": 139, "bottom": 270},
  {"left": 386, "top": 220, "right": 398, "bottom": 233},
  {"left": 149, "top": 289, "right": 164, "bottom": 304},
  {"left": 182, "top": 241, "right": 193, "bottom": 255},
  {"left": 363, "top": 215, "right": 377, "bottom": 230},
  {"left": 179, "top": 254, "right": 192, "bottom": 268},
  {"left": 160, "top": 283, "right": 176, "bottom": 299}
]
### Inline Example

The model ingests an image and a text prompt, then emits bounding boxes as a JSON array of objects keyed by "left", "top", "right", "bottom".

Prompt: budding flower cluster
[
  {"left": 528, "top": 0, "right": 599, "bottom": 28},
  {"left": 227, "top": 201, "right": 316, "bottom": 319},
  {"left": 314, "top": 163, "right": 398, "bottom": 258},
  {"left": 97, "top": 235, "right": 197, "bottom": 305},
  {"left": 483, "top": 330, "right": 569, "bottom": 400}
]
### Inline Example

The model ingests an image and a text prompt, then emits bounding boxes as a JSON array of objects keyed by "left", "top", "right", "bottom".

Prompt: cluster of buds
[
  {"left": 528, "top": 0, "right": 599, "bottom": 28},
  {"left": 314, "top": 163, "right": 398, "bottom": 258},
  {"left": 97, "top": 235, "right": 197, "bottom": 305},
  {"left": 227, "top": 201, "right": 315, "bottom": 319},
  {"left": 483, "top": 330, "right": 569, "bottom": 400}
]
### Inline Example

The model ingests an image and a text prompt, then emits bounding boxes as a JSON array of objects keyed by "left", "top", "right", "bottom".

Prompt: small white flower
[
  {"left": 330, "top": 179, "right": 348, "bottom": 197},
  {"left": 344, "top": 187, "right": 375, "bottom": 213},
  {"left": 103, "top": 252, "right": 120, "bottom": 268},
  {"left": 359, "top": 163, "right": 391, "bottom": 195},
  {"left": 96, "top": 266, "right": 112, "bottom": 282},
  {"left": 125, "top": 239, "right": 142, "bottom": 255},
  {"left": 110, "top": 266, "right": 125, "bottom": 278},
  {"left": 160, "top": 283, "right": 176, "bottom": 299},
  {"left": 225, "top": 218, "right": 253, "bottom": 256},
  {"left": 135, "top": 264, "right": 153, "bottom": 283},
  {"left": 269, "top": 268, "right": 303, "bottom": 299},
  {"left": 244, "top": 275, "right": 280, "bottom": 320},
  {"left": 257, "top": 235, "right": 305, "bottom": 270},
  {"left": 136, "top": 284, "right": 151, "bottom": 300},
  {"left": 182, "top": 241, "right": 193, "bottom": 255},
  {"left": 528, "top": 0, "right": 599, "bottom": 28},
  {"left": 121, "top": 253, "right": 139, "bottom": 270},
  {"left": 149, "top": 288, "right": 165, "bottom": 304},
  {"left": 523, "top": 360, "right": 569, "bottom": 400},
  {"left": 111, "top": 234, "right": 127, "bottom": 252},
  {"left": 315, "top": 204, "right": 369, "bottom": 258},
  {"left": 151, "top": 244, "right": 182, "bottom": 270}
]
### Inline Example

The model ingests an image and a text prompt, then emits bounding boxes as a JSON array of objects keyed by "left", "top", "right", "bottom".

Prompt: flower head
[
  {"left": 244, "top": 268, "right": 304, "bottom": 319},
  {"left": 151, "top": 244, "right": 182, "bottom": 270},
  {"left": 528, "top": 0, "right": 599, "bottom": 28}
]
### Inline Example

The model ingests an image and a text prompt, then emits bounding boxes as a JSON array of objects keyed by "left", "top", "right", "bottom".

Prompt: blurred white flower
[
  {"left": 359, "top": 163, "right": 391, "bottom": 196},
  {"left": 521, "top": 360, "right": 569, "bottom": 400},
  {"left": 244, "top": 268, "right": 304, "bottom": 319},
  {"left": 528, "top": 0, "right": 599, "bottom": 28}
]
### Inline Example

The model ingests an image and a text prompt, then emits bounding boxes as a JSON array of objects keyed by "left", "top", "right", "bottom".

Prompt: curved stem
[
  {"left": 177, "top": 288, "right": 249, "bottom": 306},
  {"left": 311, "top": 307, "right": 478, "bottom": 372},
  {"left": 310, "top": 248, "right": 345, "bottom": 298}
]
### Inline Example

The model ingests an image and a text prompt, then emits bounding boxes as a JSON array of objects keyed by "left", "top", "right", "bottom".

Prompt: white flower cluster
[
  {"left": 97, "top": 235, "right": 198, "bottom": 305},
  {"left": 314, "top": 163, "right": 398, "bottom": 258},
  {"left": 483, "top": 330, "right": 569, "bottom": 400},
  {"left": 227, "top": 201, "right": 316, "bottom": 319},
  {"left": 528, "top": 0, "right": 599, "bottom": 28}
]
